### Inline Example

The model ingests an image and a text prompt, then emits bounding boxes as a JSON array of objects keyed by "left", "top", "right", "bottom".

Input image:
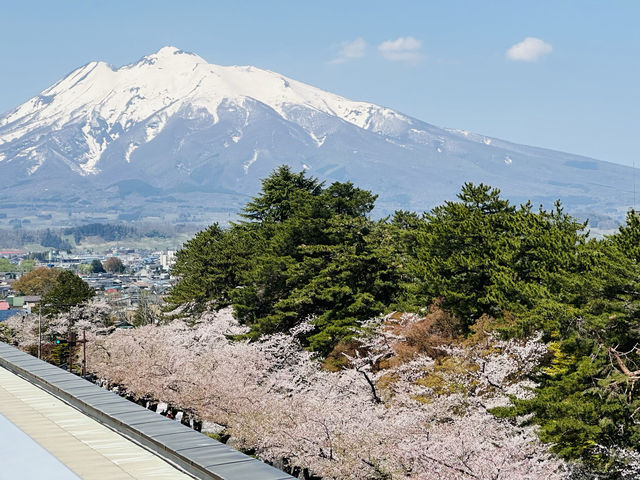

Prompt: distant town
[{"left": 0, "top": 247, "right": 176, "bottom": 322}]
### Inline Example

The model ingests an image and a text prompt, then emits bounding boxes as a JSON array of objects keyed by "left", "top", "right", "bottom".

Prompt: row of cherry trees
[
  {"left": 8, "top": 298, "right": 640, "bottom": 477},
  {"left": 76, "top": 307, "right": 570, "bottom": 479}
]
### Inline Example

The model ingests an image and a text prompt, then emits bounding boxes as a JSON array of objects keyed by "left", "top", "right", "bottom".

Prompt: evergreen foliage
[
  {"left": 169, "top": 166, "right": 640, "bottom": 473},
  {"left": 167, "top": 223, "right": 260, "bottom": 312},
  {"left": 170, "top": 166, "right": 395, "bottom": 353},
  {"left": 240, "top": 165, "right": 325, "bottom": 223},
  {"left": 410, "top": 183, "right": 588, "bottom": 330},
  {"left": 90, "top": 259, "right": 105, "bottom": 273},
  {"left": 40, "top": 228, "right": 72, "bottom": 250},
  {"left": 39, "top": 269, "right": 95, "bottom": 315},
  {"left": 64, "top": 223, "right": 136, "bottom": 244},
  {"left": 491, "top": 230, "right": 640, "bottom": 472},
  {"left": 614, "top": 209, "right": 640, "bottom": 262}
]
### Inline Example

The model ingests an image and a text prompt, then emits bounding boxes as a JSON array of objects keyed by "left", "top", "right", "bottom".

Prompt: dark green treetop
[
  {"left": 169, "top": 165, "right": 393, "bottom": 353},
  {"left": 240, "top": 165, "right": 324, "bottom": 223},
  {"left": 411, "top": 183, "right": 588, "bottom": 330},
  {"left": 40, "top": 269, "right": 95, "bottom": 315},
  {"left": 90, "top": 259, "right": 105, "bottom": 273}
]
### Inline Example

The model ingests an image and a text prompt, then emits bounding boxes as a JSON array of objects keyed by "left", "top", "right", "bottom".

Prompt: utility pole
[
  {"left": 38, "top": 303, "right": 42, "bottom": 359},
  {"left": 81, "top": 330, "right": 87, "bottom": 378},
  {"left": 68, "top": 331, "right": 77, "bottom": 373},
  {"left": 63, "top": 330, "right": 87, "bottom": 377}
]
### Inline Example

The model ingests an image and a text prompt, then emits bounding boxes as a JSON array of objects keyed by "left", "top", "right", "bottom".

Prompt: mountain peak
[
  {"left": 0, "top": 46, "right": 404, "bottom": 151},
  {"left": 138, "top": 46, "right": 204, "bottom": 66},
  {"left": 155, "top": 45, "right": 181, "bottom": 56},
  {"left": 0, "top": 46, "right": 633, "bottom": 230}
]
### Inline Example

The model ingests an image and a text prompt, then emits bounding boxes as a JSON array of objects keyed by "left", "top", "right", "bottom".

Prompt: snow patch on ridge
[
  {"left": 243, "top": 149, "right": 259, "bottom": 174},
  {"left": 125, "top": 143, "right": 138, "bottom": 163},
  {"left": 308, "top": 131, "right": 326, "bottom": 147},
  {"left": 447, "top": 128, "right": 470, "bottom": 137},
  {"left": 18, "top": 147, "right": 47, "bottom": 175},
  {"left": 27, "top": 158, "right": 44, "bottom": 175},
  {"left": 80, "top": 122, "right": 107, "bottom": 174}
]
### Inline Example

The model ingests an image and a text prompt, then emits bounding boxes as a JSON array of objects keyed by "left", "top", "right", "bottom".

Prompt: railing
[{"left": 0, "top": 341, "right": 293, "bottom": 480}]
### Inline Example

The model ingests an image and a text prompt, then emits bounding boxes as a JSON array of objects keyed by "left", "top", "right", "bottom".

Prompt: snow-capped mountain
[
  {"left": 0, "top": 46, "right": 415, "bottom": 177},
  {"left": 0, "top": 46, "right": 634, "bottom": 228}
]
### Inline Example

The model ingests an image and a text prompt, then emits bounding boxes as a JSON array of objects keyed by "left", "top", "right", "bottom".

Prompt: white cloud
[
  {"left": 506, "top": 37, "right": 552, "bottom": 62},
  {"left": 378, "top": 36, "right": 424, "bottom": 64},
  {"left": 331, "top": 38, "right": 367, "bottom": 64}
]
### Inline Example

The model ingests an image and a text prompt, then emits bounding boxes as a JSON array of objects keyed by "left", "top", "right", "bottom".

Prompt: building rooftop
[
  {"left": 0, "top": 366, "right": 194, "bottom": 480},
  {"left": 0, "top": 342, "right": 293, "bottom": 480}
]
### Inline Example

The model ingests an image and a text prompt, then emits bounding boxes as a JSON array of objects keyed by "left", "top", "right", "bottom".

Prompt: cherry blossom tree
[{"left": 84, "top": 308, "right": 571, "bottom": 479}]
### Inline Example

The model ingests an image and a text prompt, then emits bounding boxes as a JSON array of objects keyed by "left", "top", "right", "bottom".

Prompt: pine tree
[{"left": 40, "top": 269, "right": 94, "bottom": 315}]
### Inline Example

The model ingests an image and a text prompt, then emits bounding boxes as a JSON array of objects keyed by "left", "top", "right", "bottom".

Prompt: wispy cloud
[
  {"left": 378, "top": 36, "right": 424, "bottom": 65},
  {"left": 506, "top": 37, "right": 552, "bottom": 62},
  {"left": 331, "top": 38, "right": 367, "bottom": 64}
]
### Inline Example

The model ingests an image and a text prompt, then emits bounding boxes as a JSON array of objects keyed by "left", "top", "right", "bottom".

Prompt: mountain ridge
[{"left": 0, "top": 46, "right": 634, "bottom": 230}]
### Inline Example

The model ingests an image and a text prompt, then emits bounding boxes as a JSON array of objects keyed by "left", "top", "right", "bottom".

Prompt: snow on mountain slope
[
  {"left": 0, "top": 46, "right": 635, "bottom": 229},
  {"left": 0, "top": 46, "right": 409, "bottom": 175}
]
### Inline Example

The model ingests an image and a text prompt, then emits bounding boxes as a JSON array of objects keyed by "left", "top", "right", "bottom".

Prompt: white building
[{"left": 160, "top": 250, "right": 176, "bottom": 271}]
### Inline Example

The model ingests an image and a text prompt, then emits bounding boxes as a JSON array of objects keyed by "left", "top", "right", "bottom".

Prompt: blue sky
[{"left": 1, "top": 1, "right": 638, "bottom": 166}]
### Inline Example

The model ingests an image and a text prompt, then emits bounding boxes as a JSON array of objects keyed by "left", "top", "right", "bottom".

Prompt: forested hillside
[
  {"left": 166, "top": 166, "right": 640, "bottom": 475},
  {"left": 0, "top": 223, "right": 195, "bottom": 250}
]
